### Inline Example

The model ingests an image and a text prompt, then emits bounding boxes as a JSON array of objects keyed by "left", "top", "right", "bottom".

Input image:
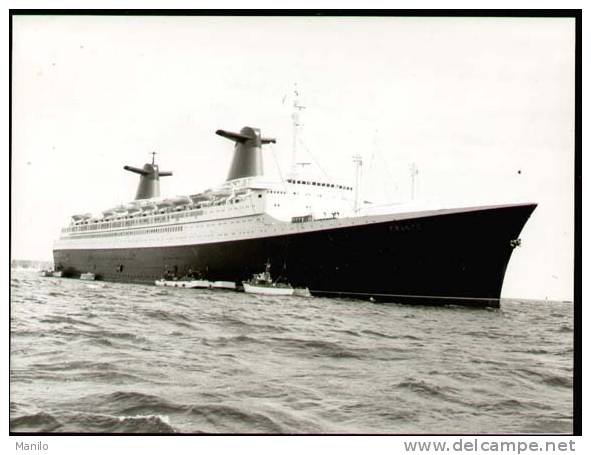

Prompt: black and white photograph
[{"left": 9, "top": 9, "right": 580, "bottom": 442}]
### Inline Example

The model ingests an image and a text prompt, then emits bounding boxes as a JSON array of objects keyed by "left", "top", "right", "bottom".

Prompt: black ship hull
[{"left": 53, "top": 203, "right": 536, "bottom": 308}]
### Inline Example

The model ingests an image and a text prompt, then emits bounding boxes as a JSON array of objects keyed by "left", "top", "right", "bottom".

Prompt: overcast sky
[{"left": 11, "top": 15, "right": 575, "bottom": 301}]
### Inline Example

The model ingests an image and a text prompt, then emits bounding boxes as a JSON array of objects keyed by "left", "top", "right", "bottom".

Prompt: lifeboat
[
  {"left": 71, "top": 213, "right": 92, "bottom": 222},
  {"left": 211, "top": 187, "right": 233, "bottom": 198},
  {"left": 155, "top": 200, "right": 174, "bottom": 209},
  {"left": 126, "top": 206, "right": 141, "bottom": 214},
  {"left": 170, "top": 196, "right": 192, "bottom": 206},
  {"left": 190, "top": 193, "right": 212, "bottom": 203}
]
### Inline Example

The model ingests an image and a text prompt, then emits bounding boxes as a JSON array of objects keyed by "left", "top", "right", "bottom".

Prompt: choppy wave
[
  {"left": 10, "top": 269, "right": 573, "bottom": 433},
  {"left": 10, "top": 410, "right": 176, "bottom": 433}
]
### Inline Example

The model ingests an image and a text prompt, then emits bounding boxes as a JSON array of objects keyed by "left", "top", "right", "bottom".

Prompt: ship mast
[
  {"left": 353, "top": 155, "right": 363, "bottom": 212},
  {"left": 410, "top": 162, "right": 419, "bottom": 201},
  {"left": 291, "top": 84, "right": 306, "bottom": 172}
]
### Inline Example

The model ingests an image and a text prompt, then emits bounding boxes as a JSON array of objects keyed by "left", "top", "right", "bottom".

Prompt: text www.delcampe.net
[{"left": 403, "top": 438, "right": 576, "bottom": 454}]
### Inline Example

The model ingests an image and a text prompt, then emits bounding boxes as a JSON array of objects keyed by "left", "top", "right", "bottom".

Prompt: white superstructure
[{"left": 54, "top": 174, "right": 361, "bottom": 251}]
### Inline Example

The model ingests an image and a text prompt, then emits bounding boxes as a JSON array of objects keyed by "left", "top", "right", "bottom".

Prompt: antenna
[
  {"left": 151, "top": 151, "right": 156, "bottom": 166},
  {"left": 410, "top": 162, "right": 419, "bottom": 201},
  {"left": 353, "top": 155, "right": 363, "bottom": 212},
  {"left": 291, "top": 83, "right": 306, "bottom": 171}
]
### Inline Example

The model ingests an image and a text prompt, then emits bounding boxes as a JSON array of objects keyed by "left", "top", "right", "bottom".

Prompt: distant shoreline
[{"left": 11, "top": 259, "right": 53, "bottom": 270}]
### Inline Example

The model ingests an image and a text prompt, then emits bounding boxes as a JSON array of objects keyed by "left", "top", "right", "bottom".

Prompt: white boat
[
  {"left": 242, "top": 262, "right": 294, "bottom": 296},
  {"left": 243, "top": 281, "right": 294, "bottom": 296},
  {"left": 155, "top": 278, "right": 212, "bottom": 288},
  {"left": 211, "top": 280, "right": 237, "bottom": 290},
  {"left": 80, "top": 272, "right": 96, "bottom": 281},
  {"left": 40, "top": 270, "right": 64, "bottom": 278}
]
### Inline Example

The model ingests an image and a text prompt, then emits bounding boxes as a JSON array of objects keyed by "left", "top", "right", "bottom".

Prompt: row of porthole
[
  {"left": 67, "top": 216, "right": 265, "bottom": 241},
  {"left": 68, "top": 201, "right": 258, "bottom": 232},
  {"left": 69, "top": 225, "right": 183, "bottom": 240},
  {"left": 73, "top": 214, "right": 258, "bottom": 238},
  {"left": 69, "top": 223, "right": 250, "bottom": 241},
  {"left": 72, "top": 224, "right": 264, "bottom": 241}
]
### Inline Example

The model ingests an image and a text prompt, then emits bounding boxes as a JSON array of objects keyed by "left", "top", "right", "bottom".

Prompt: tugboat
[{"left": 242, "top": 262, "right": 295, "bottom": 296}]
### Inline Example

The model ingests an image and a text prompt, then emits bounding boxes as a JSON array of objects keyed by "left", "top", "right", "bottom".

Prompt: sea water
[{"left": 10, "top": 269, "right": 573, "bottom": 434}]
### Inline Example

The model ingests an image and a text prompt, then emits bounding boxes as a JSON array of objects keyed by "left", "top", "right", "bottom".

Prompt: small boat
[
  {"left": 155, "top": 278, "right": 212, "bottom": 288},
  {"left": 80, "top": 272, "right": 96, "bottom": 281},
  {"left": 242, "top": 262, "right": 294, "bottom": 296},
  {"left": 155, "top": 270, "right": 212, "bottom": 288},
  {"left": 211, "top": 281, "right": 237, "bottom": 290},
  {"left": 40, "top": 269, "right": 63, "bottom": 278},
  {"left": 243, "top": 281, "right": 294, "bottom": 296}
]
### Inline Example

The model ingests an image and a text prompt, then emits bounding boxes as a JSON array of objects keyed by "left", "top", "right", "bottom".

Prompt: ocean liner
[{"left": 53, "top": 98, "right": 536, "bottom": 308}]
